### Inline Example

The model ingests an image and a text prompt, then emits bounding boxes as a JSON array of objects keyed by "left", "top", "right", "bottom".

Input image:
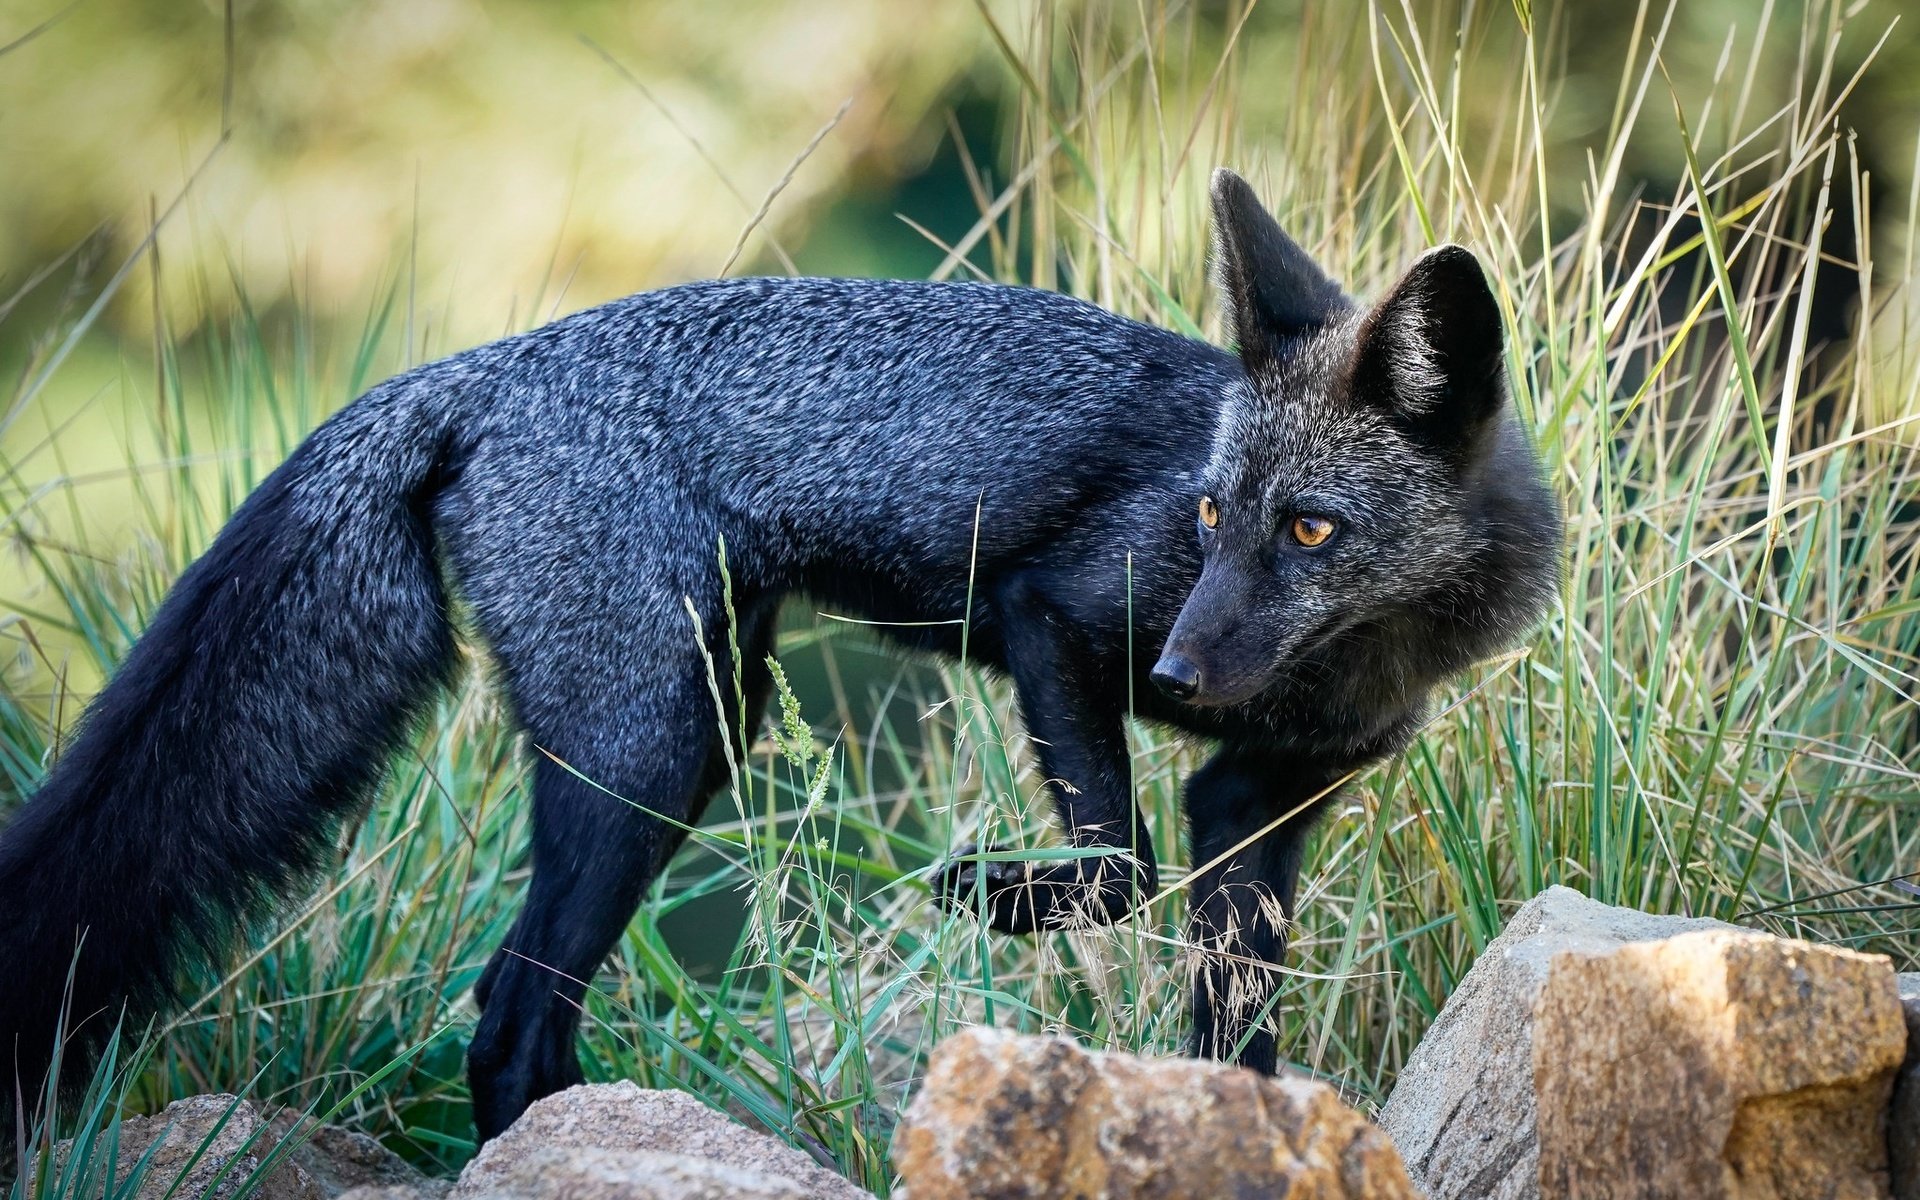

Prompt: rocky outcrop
[
  {"left": 44, "top": 1094, "right": 444, "bottom": 1200},
  {"left": 443, "top": 1144, "right": 832, "bottom": 1199},
  {"left": 1533, "top": 928, "right": 1902, "bottom": 1198},
  {"left": 48, "top": 1083, "right": 867, "bottom": 1200},
  {"left": 1380, "top": 886, "right": 1907, "bottom": 1200},
  {"left": 889, "top": 1026, "right": 1417, "bottom": 1200},
  {"left": 1379, "top": 886, "right": 1732, "bottom": 1195},
  {"left": 48, "top": 888, "right": 1911, "bottom": 1200}
]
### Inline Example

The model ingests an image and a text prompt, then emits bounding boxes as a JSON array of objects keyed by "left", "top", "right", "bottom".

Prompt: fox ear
[
  {"left": 1210, "top": 168, "right": 1347, "bottom": 377},
  {"left": 1351, "top": 244, "right": 1505, "bottom": 443}
]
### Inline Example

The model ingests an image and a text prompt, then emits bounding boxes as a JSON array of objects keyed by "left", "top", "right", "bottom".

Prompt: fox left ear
[
  {"left": 1351, "top": 244, "right": 1506, "bottom": 444},
  {"left": 1210, "top": 168, "right": 1349, "bottom": 378}
]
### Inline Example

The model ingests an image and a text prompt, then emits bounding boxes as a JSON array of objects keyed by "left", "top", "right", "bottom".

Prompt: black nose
[{"left": 1151, "top": 654, "right": 1201, "bottom": 701}]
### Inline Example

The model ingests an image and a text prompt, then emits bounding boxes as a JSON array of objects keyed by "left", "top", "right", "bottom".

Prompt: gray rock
[
  {"left": 268, "top": 1115, "right": 449, "bottom": 1198},
  {"left": 453, "top": 1082, "right": 869, "bottom": 1200},
  {"left": 458, "top": 1146, "right": 821, "bottom": 1199}
]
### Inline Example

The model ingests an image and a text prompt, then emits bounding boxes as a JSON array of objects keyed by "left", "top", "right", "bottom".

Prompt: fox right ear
[
  {"left": 1350, "top": 244, "right": 1505, "bottom": 445},
  {"left": 1210, "top": 168, "right": 1348, "bottom": 378}
]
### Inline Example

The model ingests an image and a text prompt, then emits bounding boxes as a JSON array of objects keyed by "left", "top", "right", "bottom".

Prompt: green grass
[{"left": 6, "top": 1, "right": 1920, "bottom": 1195}]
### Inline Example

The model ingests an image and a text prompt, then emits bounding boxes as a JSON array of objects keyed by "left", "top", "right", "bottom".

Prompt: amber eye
[
  {"left": 1198, "top": 496, "right": 1220, "bottom": 529},
  {"left": 1290, "top": 515, "right": 1337, "bottom": 548}
]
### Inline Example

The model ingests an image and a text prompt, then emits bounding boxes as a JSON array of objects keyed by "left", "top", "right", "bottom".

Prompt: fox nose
[{"left": 1150, "top": 654, "right": 1202, "bottom": 702}]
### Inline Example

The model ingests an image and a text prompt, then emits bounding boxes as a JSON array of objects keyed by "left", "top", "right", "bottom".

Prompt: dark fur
[{"left": 0, "top": 170, "right": 1559, "bottom": 1142}]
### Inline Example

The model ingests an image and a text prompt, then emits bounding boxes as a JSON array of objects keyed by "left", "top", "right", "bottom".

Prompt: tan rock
[
  {"left": 1380, "top": 885, "right": 1736, "bottom": 1198},
  {"left": 1533, "top": 928, "right": 1902, "bottom": 1198},
  {"left": 889, "top": 1027, "right": 1417, "bottom": 1200},
  {"left": 1380, "top": 887, "right": 1907, "bottom": 1200},
  {"left": 41, "top": 1093, "right": 443, "bottom": 1200},
  {"left": 452, "top": 1082, "right": 867, "bottom": 1200}
]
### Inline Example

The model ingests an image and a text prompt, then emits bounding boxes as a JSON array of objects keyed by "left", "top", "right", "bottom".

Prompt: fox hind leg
[
  {"left": 465, "top": 587, "right": 776, "bottom": 1142},
  {"left": 468, "top": 755, "right": 674, "bottom": 1139}
]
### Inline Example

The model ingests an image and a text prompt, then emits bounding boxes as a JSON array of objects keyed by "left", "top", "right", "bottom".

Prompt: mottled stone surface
[
  {"left": 1380, "top": 886, "right": 1905, "bottom": 1200},
  {"left": 458, "top": 1145, "right": 826, "bottom": 1199},
  {"left": 44, "top": 1082, "right": 869, "bottom": 1200},
  {"left": 1380, "top": 885, "right": 1734, "bottom": 1199},
  {"left": 1534, "top": 929, "right": 1901, "bottom": 1199},
  {"left": 889, "top": 1026, "right": 1416, "bottom": 1200},
  {"left": 455, "top": 1082, "right": 868, "bottom": 1200}
]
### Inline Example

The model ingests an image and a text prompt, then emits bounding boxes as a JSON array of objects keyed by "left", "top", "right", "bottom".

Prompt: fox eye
[
  {"left": 1198, "top": 496, "right": 1220, "bottom": 529},
  {"left": 1289, "top": 515, "right": 1337, "bottom": 548}
]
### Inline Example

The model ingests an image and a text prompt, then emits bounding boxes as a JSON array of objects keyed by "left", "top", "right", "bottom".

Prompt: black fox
[{"left": 0, "top": 170, "right": 1559, "bottom": 1142}]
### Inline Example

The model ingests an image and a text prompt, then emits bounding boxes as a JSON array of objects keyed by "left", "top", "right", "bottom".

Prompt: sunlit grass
[{"left": 5, "top": 1, "right": 1919, "bottom": 1195}]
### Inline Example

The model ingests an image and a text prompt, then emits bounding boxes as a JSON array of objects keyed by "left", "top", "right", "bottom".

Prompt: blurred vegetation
[
  {"left": 0, "top": 0, "right": 987, "bottom": 313},
  {"left": 4, "top": 1, "right": 1918, "bottom": 347},
  {"left": 3, "top": 0, "right": 1918, "bottom": 620},
  {"left": 5, "top": 0, "right": 1920, "bottom": 1195}
]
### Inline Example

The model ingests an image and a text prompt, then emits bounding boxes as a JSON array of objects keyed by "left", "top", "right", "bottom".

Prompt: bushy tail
[{"left": 0, "top": 371, "right": 464, "bottom": 1128}]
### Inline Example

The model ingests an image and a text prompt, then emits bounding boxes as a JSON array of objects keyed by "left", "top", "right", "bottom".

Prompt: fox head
[{"left": 1151, "top": 169, "right": 1559, "bottom": 710}]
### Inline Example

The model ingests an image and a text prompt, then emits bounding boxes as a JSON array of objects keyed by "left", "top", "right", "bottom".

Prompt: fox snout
[
  {"left": 1151, "top": 642, "right": 1267, "bottom": 707},
  {"left": 1153, "top": 562, "right": 1284, "bottom": 707},
  {"left": 1149, "top": 651, "right": 1203, "bottom": 701},
  {"left": 1151, "top": 635, "right": 1269, "bottom": 708}
]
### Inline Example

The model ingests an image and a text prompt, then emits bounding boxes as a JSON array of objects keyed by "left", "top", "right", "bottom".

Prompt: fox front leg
[
  {"left": 934, "top": 576, "right": 1157, "bottom": 933},
  {"left": 1183, "top": 746, "right": 1334, "bottom": 1074}
]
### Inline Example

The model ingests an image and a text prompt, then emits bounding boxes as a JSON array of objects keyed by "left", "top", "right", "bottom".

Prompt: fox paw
[
  {"left": 934, "top": 843, "right": 1150, "bottom": 934},
  {"left": 934, "top": 843, "right": 1039, "bottom": 933}
]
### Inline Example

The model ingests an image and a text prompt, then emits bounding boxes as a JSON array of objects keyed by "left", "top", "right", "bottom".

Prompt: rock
[
  {"left": 1380, "top": 886, "right": 1734, "bottom": 1197},
  {"left": 453, "top": 1082, "right": 868, "bottom": 1200},
  {"left": 1534, "top": 929, "right": 1902, "bottom": 1197},
  {"left": 268, "top": 1115, "right": 449, "bottom": 1198},
  {"left": 456, "top": 1146, "right": 826, "bottom": 1199},
  {"left": 1379, "top": 886, "right": 1907, "bottom": 1200},
  {"left": 889, "top": 1026, "right": 1417, "bottom": 1200},
  {"left": 1889, "top": 974, "right": 1920, "bottom": 1200},
  {"left": 43, "top": 1093, "right": 443, "bottom": 1200}
]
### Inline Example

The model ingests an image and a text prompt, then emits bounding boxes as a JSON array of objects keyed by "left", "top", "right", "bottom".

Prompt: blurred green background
[
  {"left": 4, "top": 0, "right": 1917, "bottom": 500},
  {"left": 2, "top": 1, "right": 1916, "bottom": 307}
]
